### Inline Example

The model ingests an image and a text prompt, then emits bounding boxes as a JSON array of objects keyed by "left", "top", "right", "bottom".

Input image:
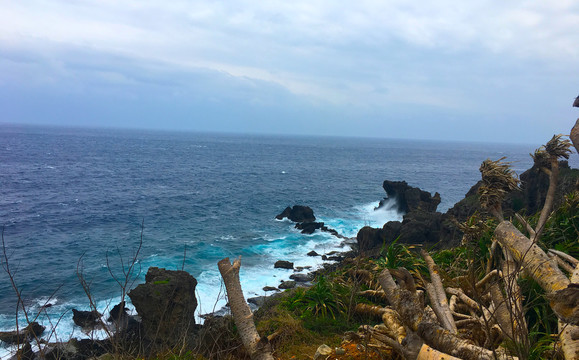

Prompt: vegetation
[{"left": 2, "top": 130, "right": 579, "bottom": 359}]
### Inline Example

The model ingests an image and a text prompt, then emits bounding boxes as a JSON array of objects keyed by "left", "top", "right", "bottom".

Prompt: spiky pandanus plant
[{"left": 478, "top": 157, "right": 520, "bottom": 221}]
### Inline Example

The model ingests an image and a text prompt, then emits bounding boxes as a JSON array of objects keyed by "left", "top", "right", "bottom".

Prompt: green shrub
[{"left": 282, "top": 276, "right": 349, "bottom": 320}]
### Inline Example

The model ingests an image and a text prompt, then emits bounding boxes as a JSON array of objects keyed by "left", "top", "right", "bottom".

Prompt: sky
[{"left": 1, "top": 1, "right": 578, "bottom": 143}]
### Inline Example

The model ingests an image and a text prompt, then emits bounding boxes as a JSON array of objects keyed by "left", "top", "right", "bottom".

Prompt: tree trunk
[
  {"left": 422, "top": 250, "right": 457, "bottom": 333},
  {"left": 534, "top": 158, "right": 559, "bottom": 241},
  {"left": 570, "top": 119, "right": 579, "bottom": 155},
  {"left": 218, "top": 257, "right": 274, "bottom": 360},
  {"left": 494, "top": 221, "right": 569, "bottom": 293},
  {"left": 495, "top": 221, "right": 579, "bottom": 359},
  {"left": 559, "top": 264, "right": 579, "bottom": 360}
]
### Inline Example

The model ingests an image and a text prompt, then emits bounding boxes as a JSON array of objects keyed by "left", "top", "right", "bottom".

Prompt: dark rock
[
  {"left": 279, "top": 280, "right": 296, "bottom": 289},
  {"left": 289, "top": 273, "right": 314, "bottom": 282},
  {"left": 72, "top": 309, "right": 102, "bottom": 329},
  {"left": 307, "top": 250, "right": 320, "bottom": 256},
  {"left": 128, "top": 267, "right": 197, "bottom": 346},
  {"left": 356, "top": 222, "right": 402, "bottom": 256},
  {"left": 16, "top": 342, "right": 34, "bottom": 360},
  {"left": 108, "top": 301, "right": 129, "bottom": 324},
  {"left": 276, "top": 205, "right": 316, "bottom": 222},
  {"left": 263, "top": 286, "right": 279, "bottom": 292},
  {"left": 0, "top": 322, "right": 45, "bottom": 344},
  {"left": 274, "top": 260, "right": 294, "bottom": 269},
  {"left": 247, "top": 296, "right": 268, "bottom": 307},
  {"left": 357, "top": 163, "right": 579, "bottom": 256},
  {"left": 382, "top": 180, "right": 441, "bottom": 213},
  {"left": 295, "top": 221, "right": 324, "bottom": 234},
  {"left": 326, "top": 256, "right": 344, "bottom": 262}
]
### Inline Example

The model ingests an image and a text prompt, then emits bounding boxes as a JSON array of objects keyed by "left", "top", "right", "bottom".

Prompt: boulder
[
  {"left": 107, "top": 301, "right": 129, "bottom": 323},
  {"left": 128, "top": 267, "right": 197, "bottom": 346},
  {"left": 307, "top": 250, "right": 320, "bottom": 256},
  {"left": 279, "top": 280, "right": 296, "bottom": 289},
  {"left": 72, "top": 309, "right": 102, "bottom": 329},
  {"left": 276, "top": 205, "right": 316, "bottom": 222},
  {"left": 0, "top": 322, "right": 45, "bottom": 344},
  {"left": 289, "top": 273, "right": 314, "bottom": 282},
  {"left": 274, "top": 260, "right": 294, "bottom": 269},
  {"left": 263, "top": 286, "right": 279, "bottom": 292},
  {"left": 247, "top": 296, "right": 268, "bottom": 307},
  {"left": 295, "top": 221, "right": 324, "bottom": 234}
]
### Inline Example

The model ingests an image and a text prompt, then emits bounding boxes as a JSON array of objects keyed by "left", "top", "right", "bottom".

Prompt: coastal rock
[
  {"left": 108, "top": 301, "right": 129, "bottom": 324},
  {"left": 0, "top": 322, "right": 45, "bottom": 344},
  {"left": 382, "top": 180, "right": 441, "bottom": 213},
  {"left": 279, "top": 280, "right": 296, "bottom": 289},
  {"left": 274, "top": 260, "right": 294, "bottom": 269},
  {"left": 290, "top": 273, "right": 314, "bottom": 282},
  {"left": 307, "top": 250, "right": 320, "bottom": 256},
  {"left": 128, "top": 267, "right": 198, "bottom": 346},
  {"left": 356, "top": 222, "right": 401, "bottom": 256},
  {"left": 358, "top": 163, "right": 579, "bottom": 256},
  {"left": 276, "top": 205, "right": 316, "bottom": 223},
  {"left": 72, "top": 309, "right": 102, "bottom": 329},
  {"left": 295, "top": 221, "right": 324, "bottom": 234},
  {"left": 263, "top": 286, "right": 279, "bottom": 292},
  {"left": 247, "top": 296, "right": 268, "bottom": 307}
]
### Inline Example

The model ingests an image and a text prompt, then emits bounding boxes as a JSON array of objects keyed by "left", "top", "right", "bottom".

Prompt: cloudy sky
[{"left": 1, "top": 1, "right": 578, "bottom": 143}]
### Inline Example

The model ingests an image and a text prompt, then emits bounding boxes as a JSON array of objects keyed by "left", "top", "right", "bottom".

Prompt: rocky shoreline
[{"left": 2, "top": 160, "right": 577, "bottom": 359}]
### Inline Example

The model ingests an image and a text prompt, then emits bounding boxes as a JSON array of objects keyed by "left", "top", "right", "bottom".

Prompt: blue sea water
[{"left": 0, "top": 124, "right": 551, "bottom": 352}]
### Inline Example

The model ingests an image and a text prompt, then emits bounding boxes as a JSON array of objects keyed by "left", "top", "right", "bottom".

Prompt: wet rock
[
  {"left": 276, "top": 205, "right": 315, "bottom": 222},
  {"left": 279, "top": 280, "right": 296, "bottom": 289},
  {"left": 72, "top": 309, "right": 102, "bottom": 329},
  {"left": 108, "top": 301, "right": 129, "bottom": 324},
  {"left": 295, "top": 221, "right": 323, "bottom": 234},
  {"left": 274, "top": 260, "right": 294, "bottom": 269},
  {"left": 0, "top": 322, "right": 45, "bottom": 344},
  {"left": 290, "top": 273, "right": 314, "bottom": 282},
  {"left": 263, "top": 286, "right": 279, "bottom": 292},
  {"left": 382, "top": 180, "right": 441, "bottom": 213},
  {"left": 247, "top": 296, "right": 268, "bottom": 307},
  {"left": 307, "top": 250, "right": 320, "bottom": 256},
  {"left": 128, "top": 267, "right": 197, "bottom": 346}
]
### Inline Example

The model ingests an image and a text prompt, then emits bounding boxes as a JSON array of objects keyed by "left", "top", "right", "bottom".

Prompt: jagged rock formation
[
  {"left": 128, "top": 267, "right": 198, "bottom": 347},
  {"left": 275, "top": 205, "right": 315, "bottom": 223},
  {"left": 380, "top": 180, "right": 441, "bottom": 213},
  {"left": 0, "top": 322, "right": 45, "bottom": 344},
  {"left": 357, "top": 162, "right": 579, "bottom": 256},
  {"left": 276, "top": 205, "right": 348, "bottom": 239}
]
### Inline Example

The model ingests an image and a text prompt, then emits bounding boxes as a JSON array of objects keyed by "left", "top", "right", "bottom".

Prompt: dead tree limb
[
  {"left": 422, "top": 250, "right": 457, "bottom": 333},
  {"left": 217, "top": 257, "right": 274, "bottom": 360}
]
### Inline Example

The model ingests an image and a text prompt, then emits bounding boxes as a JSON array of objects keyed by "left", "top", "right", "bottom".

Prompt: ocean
[{"left": 0, "top": 124, "right": 545, "bottom": 352}]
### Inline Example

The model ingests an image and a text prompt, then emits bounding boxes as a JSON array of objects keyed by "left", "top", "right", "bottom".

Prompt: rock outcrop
[
  {"left": 381, "top": 180, "right": 441, "bottom": 213},
  {"left": 274, "top": 260, "right": 294, "bottom": 269},
  {"left": 0, "top": 322, "right": 45, "bottom": 344},
  {"left": 72, "top": 309, "right": 102, "bottom": 329},
  {"left": 276, "top": 205, "right": 349, "bottom": 239},
  {"left": 357, "top": 162, "right": 579, "bottom": 256},
  {"left": 128, "top": 267, "right": 198, "bottom": 347},
  {"left": 276, "top": 205, "right": 315, "bottom": 223}
]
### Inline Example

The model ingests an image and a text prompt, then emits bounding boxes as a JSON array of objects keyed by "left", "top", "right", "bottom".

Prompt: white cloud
[{"left": 0, "top": 0, "right": 577, "bottom": 141}]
